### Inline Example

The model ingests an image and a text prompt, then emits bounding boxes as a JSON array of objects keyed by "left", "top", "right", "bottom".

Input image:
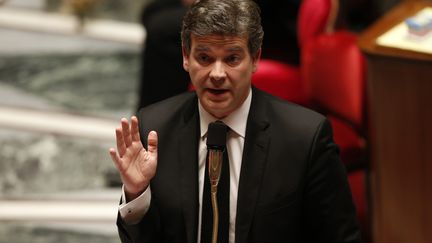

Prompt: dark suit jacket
[{"left": 118, "top": 88, "right": 362, "bottom": 243}]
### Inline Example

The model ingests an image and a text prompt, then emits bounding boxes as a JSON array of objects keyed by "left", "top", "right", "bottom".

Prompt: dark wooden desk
[{"left": 358, "top": 1, "right": 432, "bottom": 243}]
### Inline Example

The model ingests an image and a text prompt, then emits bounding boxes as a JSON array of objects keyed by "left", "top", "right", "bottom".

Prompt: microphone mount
[{"left": 206, "top": 121, "right": 228, "bottom": 243}]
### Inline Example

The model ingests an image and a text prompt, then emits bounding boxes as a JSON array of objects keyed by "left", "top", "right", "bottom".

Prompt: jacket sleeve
[
  {"left": 303, "top": 119, "right": 363, "bottom": 243},
  {"left": 117, "top": 193, "right": 162, "bottom": 243}
]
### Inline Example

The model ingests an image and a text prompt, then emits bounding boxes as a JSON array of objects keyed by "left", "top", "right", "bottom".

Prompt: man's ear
[
  {"left": 182, "top": 46, "right": 190, "bottom": 72},
  {"left": 252, "top": 48, "right": 262, "bottom": 73}
]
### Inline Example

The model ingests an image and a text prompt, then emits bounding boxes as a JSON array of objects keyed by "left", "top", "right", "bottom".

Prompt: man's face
[{"left": 183, "top": 35, "right": 260, "bottom": 118}]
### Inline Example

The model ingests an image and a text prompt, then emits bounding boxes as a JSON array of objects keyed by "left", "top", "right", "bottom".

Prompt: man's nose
[{"left": 209, "top": 61, "right": 226, "bottom": 83}]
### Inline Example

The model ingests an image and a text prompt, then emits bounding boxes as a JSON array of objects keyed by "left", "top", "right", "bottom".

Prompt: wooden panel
[
  {"left": 366, "top": 55, "right": 432, "bottom": 243},
  {"left": 419, "top": 65, "right": 432, "bottom": 243},
  {"left": 359, "top": 2, "right": 432, "bottom": 242}
]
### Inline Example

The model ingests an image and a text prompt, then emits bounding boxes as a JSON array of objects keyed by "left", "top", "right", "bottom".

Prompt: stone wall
[{"left": 0, "top": 25, "right": 143, "bottom": 199}]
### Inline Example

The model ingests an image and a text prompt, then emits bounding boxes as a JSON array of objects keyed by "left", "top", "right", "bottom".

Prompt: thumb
[{"left": 147, "top": 131, "right": 158, "bottom": 154}]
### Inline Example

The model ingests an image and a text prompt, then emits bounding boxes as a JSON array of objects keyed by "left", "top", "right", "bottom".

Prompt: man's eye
[
  {"left": 226, "top": 55, "right": 240, "bottom": 65},
  {"left": 198, "top": 54, "right": 210, "bottom": 63}
]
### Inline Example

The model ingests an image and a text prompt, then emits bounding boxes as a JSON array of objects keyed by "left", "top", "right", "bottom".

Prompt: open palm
[{"left": 109, "top": 116, "right": 158, "bottom": 201}]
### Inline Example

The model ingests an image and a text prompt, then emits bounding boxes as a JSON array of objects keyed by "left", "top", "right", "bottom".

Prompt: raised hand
[{"left": 109, "top": 116, "right": 158, "bottom": 201}]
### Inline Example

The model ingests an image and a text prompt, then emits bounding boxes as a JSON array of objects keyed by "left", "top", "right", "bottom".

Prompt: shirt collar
[{"left": 199, "top": 88, "right": 252, "bottom": 139}]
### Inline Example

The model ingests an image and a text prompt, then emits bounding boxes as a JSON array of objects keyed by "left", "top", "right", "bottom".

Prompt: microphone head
[{"left": 206, "top": 121, "right": 228, "bottom": 150}]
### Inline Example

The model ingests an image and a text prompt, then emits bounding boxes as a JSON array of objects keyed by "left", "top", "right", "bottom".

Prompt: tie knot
[{"left": 207, "top": 121, "right": 228, "bottom": 149}]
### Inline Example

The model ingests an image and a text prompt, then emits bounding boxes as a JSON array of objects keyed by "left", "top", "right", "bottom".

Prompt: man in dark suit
[{"left": 109, "top": 0, "right": 362, "bottom": 242}]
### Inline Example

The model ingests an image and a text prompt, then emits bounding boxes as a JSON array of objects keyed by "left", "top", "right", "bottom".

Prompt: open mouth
[{"left": 207, "top": 88, "right": 228, "bottom": 95}]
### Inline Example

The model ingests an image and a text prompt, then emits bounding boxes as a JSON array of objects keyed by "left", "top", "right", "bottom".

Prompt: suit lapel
[
  {"left": 179, "top": 96, "right": 200, "bottom": 243},
  {"left": 235, "top": 89, "right": 271, "bottom": 243}
]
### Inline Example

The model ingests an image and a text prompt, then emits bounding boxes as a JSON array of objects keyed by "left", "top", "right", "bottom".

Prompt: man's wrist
[
  {"left": 120, "top": 185, "right": 152, "bottom": 224},
  {"left": 124, "top": 184, "right": 148, "bottom": 202}
]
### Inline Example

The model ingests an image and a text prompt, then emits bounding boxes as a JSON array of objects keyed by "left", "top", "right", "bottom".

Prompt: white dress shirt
[{"left": 119, "top": 89, "right": 252, "bottom": 243}]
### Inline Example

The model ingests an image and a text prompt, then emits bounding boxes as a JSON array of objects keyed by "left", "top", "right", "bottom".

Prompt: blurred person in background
[
  {"left": 137, "top": 0, "right": 195, "bottom": 110},
  {"left": 254, "top": 0, "right": 301, "bottom": 65}
]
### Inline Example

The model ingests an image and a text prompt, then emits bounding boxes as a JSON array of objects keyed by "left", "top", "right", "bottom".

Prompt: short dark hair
[{"left": 181, "top": 0, "right": 264, "bottom": 56}]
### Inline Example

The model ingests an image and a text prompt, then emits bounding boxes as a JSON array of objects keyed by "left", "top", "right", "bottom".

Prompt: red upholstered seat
[
  {"left": 297, "top": 0, "right": 334, "bottom": 46},
  {"left": 330, "top": 117, "right": 367, "bottom": 170},
  {"left": 347, "top": 169, "right": 367, "bottom": 237},
  {"left": 302, "top": 31, "right": 370, "bottom": 241},
  {"left": 251, "top": 0, "right": 335, "bottom": 105},
  {"left": 302, "top": 31, "right": 368, "bottom": 168},
  {"left": 302, "top": 31, "right": 366, "bottom": 129},
  {"left": 251, "top": 60, "right": 305, "bottom": 104}
]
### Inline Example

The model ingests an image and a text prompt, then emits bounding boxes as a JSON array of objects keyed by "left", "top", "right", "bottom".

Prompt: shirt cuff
[{"left": 119, "top": 185, "right": 151, "bottom": 224}]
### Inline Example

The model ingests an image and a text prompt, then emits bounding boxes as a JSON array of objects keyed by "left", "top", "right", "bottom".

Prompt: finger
[
  {"left": 147, "top": 131, "right": 158, "bottom": 154},
  {"left": 116, "top": 127, "right": 126, "bottom": 157},
  {"left": 109, "top": 148, "right": 125, "bottom": 172},
  {"left": 121, "top": 118, "right": 132, "bottom": 147},
  {"left": 131, "top": 116, "right": 141, "bottom": 142}
]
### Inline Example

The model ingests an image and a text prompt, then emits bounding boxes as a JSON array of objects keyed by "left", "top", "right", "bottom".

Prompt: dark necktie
[{"left": 201, "top": 122, "right": 230, "bottom": 243}]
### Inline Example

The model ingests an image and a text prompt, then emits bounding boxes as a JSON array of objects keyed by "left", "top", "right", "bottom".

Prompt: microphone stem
[
  {"left": 208, "top": 150, "right": 223, "bottom": 243},
  {"left": 211, "top": 190, "right": 218, "bottom": 243}
]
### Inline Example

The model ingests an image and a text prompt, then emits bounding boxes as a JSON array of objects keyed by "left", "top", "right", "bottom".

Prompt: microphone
[{"left": 206, "top": 121, "right": 228, "bottom": 243}]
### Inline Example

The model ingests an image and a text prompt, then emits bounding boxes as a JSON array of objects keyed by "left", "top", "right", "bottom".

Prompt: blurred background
[
  {"left": 0, "top": 0, "right": 147, "bottom": 242},
  {"left": 2, "top": 0, "right": 427, "bottom": 242}
]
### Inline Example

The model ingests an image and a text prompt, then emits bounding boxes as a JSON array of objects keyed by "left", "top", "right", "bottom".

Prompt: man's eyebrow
[{"left": 194, "top": 45, "right": 210, "bottom": 52}]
